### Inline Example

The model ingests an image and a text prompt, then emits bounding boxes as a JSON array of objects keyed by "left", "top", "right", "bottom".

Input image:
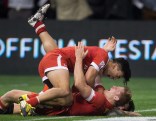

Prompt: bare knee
[
  {"left": 3, "top": 89, "right": 19, "bottom": 99},
  {"left": 2, "top": 89, "right": 26, "bottom": 103},
  {"left": 1, "top": 89, "right": 19, "bottom": 106},
  {"left": 63, "top": 89, "right": 70, "bottom": 97}
]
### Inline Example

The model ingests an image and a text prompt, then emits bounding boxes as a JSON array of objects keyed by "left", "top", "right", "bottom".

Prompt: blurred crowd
[{"left": 0, "top": 0, "right": 156, "bottom": 20}]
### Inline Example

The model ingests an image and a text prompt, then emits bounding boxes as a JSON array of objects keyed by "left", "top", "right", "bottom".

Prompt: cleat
[
  {"left": 28, "top": 4, "right": 50, "bottom": 27},
  {"left": 18, "top": 94, "right": 29, "bottom": 102},
  {"left": 19, "top": 100, "right": 36, "bottom": 116}
]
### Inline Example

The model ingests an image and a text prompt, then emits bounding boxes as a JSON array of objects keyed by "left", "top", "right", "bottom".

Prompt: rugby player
[{"left": 0, "top": 86, "right": 134, "bottom": 116}]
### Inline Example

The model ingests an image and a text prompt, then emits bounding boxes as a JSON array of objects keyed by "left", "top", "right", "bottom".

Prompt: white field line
[
  {"left": 76, "top": 117, "right": 156, "bottom": 121},
  {"left": 15, "top": 116, "right": 80, "bottom": 121},
  {"left": 136, "top": 108, "right": 156, "bottom": 112},
  {"left": 15, "top": 109, "right": 156, "bottom": 121}
]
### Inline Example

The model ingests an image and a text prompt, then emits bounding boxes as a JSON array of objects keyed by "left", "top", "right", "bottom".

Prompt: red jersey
[
  {"left": 57, "top": 46, "right": 108, "bottom": 72},
  {"left": 38, "top": 46, "right": 108, "bottom": 83},
  {"left": 66, "top": 91, "right": 113, "bottom": 116},
  {"left": 36, "top": 89, "right": 113, "bottom": 116}
]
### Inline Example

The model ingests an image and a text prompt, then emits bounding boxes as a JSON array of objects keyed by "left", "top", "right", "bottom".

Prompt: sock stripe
[
  {"left": 27, "top": 97, "right": 39, "bottom": 107},
  {"left": 35, "top": 24, "right": 45, "bottom": 33}
]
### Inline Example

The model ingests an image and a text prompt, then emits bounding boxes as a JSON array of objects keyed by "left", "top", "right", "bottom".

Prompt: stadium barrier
[{"left": 0, "top": 20, "right": 155, "bottom": 77}]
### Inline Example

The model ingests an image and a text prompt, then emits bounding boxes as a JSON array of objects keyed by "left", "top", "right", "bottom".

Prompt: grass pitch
[{"left": 0, "top": 75, "right": 156, "bottom": 121}]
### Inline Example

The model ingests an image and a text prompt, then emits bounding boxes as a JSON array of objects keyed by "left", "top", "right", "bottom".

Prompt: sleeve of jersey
[
  {"left": 85, "top": 90, "right": 105, "bottom": 108},
  {"left": 94, "top": 84, "right": 105, "bottom": 90},
  {"left": 85, "top": 89, "right": 95, "bottom": 102},
  {"left": 90, "top": 49, "right": 108, "bottom": 71}
]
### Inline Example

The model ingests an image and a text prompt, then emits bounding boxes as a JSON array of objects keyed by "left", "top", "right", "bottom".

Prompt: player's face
[
  {"left": 107, "top": 64, "right": 123, "bottom": 80},
  {"left": 109, "top": 86, "right": 125, "bottom": 96}
]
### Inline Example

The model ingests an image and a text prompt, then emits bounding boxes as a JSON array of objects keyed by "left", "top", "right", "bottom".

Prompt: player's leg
[
  {"left": 24, "top": 70, "right": 73, "bottom": 107},
  {"left": 0, "top": 90, "right": 33, "bottom": 108},
  {"left": 0, "top": 90, "right": 33, "bottom": 114},
  {"left": 28, "top": 3, "right": 58, "bottom": 53},
  {"left": 39, "top": 31, "right": 58, "bottom": 52},
  {"left": 19, "top": 70, "right": 73, "bottom": 116},
  {"left": 31, "top": 52, "right": 72, "bottom": 107},
  {"left": 41, "top": 94, "right": 73, "bottom": 106},
  {"left": 39, "top": 70, "right": 73, "bottom": 106},
  {"left": 19, "top": 47, "right": 73, "bottom": 112}
]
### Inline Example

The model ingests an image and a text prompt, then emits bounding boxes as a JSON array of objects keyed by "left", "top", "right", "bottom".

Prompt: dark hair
[
  {"left": 113, "top": 58, "right": 131, "bottom": 85},
  {"left": 126, "top": 100, "right": 135, "bottom": 112}
]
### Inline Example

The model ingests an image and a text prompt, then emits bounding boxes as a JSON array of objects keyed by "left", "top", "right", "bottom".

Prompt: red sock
[
  {"left": 26, "top": 97, "right": 39, "bottom": 107},
  {"left": 34, "top": 21, "right": 46, "bottom": 35},
  {"left": 0, "top": 98, "right": 6, "bottom": 110},
  {"left": 27, "top": 93, "right": 39, "bottom": 99}
]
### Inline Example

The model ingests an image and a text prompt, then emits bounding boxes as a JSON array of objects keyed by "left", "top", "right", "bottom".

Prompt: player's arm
[
  {"left": 85, "top": 54, "right": 105, "bottom": 88},
  {"left": 74, "top": 42, "right": 94, "bottom": 99},
  {"left": 85, "top": 66, "right": 99, "bottom": 88},
  {"left": 123, "top": 111, "right": 142, "bottom": 116},
  {"left": 94, "top": 74, "right": 105, "bottom": 93},
  {"left": 106, "top": 109, "right": 141, "bottom": 116}
]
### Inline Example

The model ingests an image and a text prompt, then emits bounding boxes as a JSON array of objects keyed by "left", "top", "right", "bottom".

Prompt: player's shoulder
[
  {"left": 60, "top": 46, "right": 74, "bottom": 51},
  {"left": 94, "top": 91, "right": 105, "bottom": 98},
  {"left": 92, "top": 92, "right": 106, "bottom": 104},
  {"left": 86, "top": 46, "right": 100, "bottom": 50},
  {"left": 87, "top": 46, "right": 107, "bottom": 53},
  {"left": 86, "top": 91, "right": 107, "bottom": 110}
]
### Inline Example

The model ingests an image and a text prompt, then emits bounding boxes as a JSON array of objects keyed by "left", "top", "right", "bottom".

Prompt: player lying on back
[{"left": 0, "top": 89, "right": 140, "bottom": 116}]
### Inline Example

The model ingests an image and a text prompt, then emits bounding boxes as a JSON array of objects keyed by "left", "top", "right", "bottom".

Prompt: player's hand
[
  {"left": 75, "top": 42, "right": 88, "bottom": 60},
  {"left": 103, "top": 36, "right": 117, "bottom": 52}
]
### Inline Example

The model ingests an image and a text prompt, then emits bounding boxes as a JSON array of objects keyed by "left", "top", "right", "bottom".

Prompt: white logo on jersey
[
  {"left": 99, "top": 61, "right": 105, "bottom": 69},
  {"left": 64, "top": 64, "right": 67, "bottom": 67},
  {"left": 84, "top": 64, "right": 88, "bottom": 70}
]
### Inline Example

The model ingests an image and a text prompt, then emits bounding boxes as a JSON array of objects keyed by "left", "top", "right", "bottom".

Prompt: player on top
[{"left": 19, "top": 4, "right": 131, "bottom": 116}]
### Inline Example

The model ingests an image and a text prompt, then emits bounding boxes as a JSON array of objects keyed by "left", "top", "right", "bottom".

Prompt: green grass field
[{"left": 0, "top": 75, "right": 156, "bottom": 121}]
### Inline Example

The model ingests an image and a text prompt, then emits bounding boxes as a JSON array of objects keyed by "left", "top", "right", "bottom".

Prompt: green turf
[{"left": 0, "top": 75, "right": 156, "bottom": 120}]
